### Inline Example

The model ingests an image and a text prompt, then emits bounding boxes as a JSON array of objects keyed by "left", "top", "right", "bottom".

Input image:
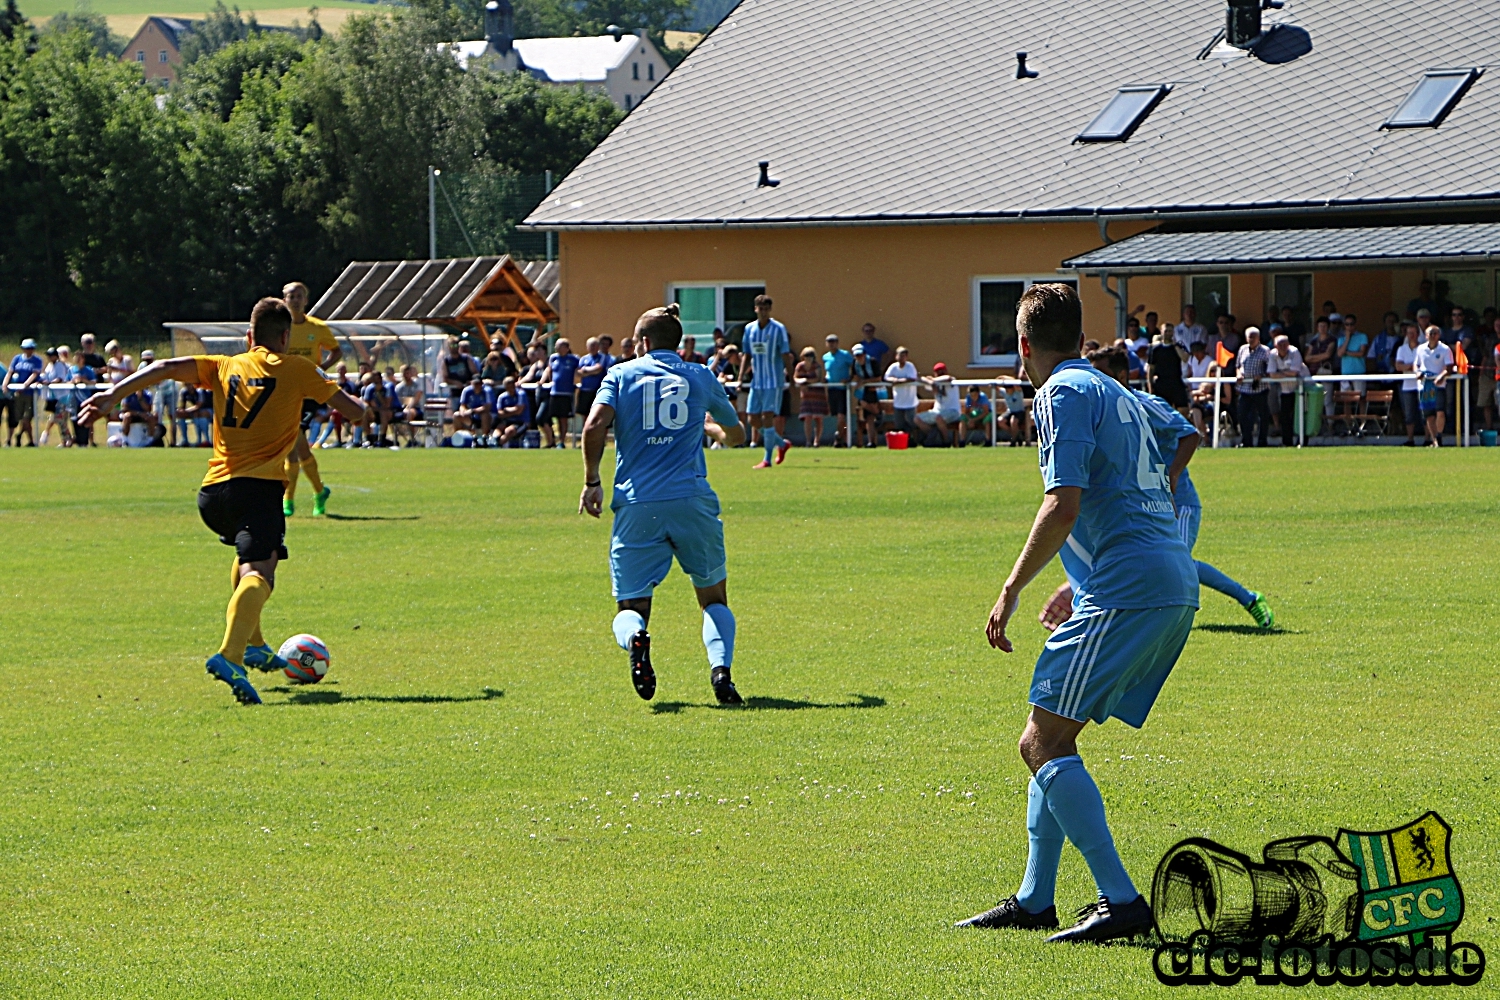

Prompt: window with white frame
[
  {"left": 671, "top": 282, "right": 766, "bottom": 344},
  {"left": 159, "top": 49, "right": 169, "bottom": 62},
  {"left": 971, "top": 276, "right": 1078, "bottom": 366}
]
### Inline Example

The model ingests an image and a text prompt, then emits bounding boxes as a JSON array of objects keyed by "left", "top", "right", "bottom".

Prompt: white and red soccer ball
[{"left": 278, "top": 634, "right": 331, "bottom": 684}]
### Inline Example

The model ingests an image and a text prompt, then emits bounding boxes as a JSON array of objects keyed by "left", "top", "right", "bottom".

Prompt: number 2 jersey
[
  {"left": 194, "top": 348, "right": 340, "bottom": 487},
  {"left": 594, "top": 349, "right": 741, "bottom": 510},
  {"left": 1037, "top": 359, "right": 1196, "bottom": 615}
]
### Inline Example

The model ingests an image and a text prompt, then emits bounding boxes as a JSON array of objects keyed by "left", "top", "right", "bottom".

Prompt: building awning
[{"left": 1061, "top": 223, "right": 1500, "bottom": 276}]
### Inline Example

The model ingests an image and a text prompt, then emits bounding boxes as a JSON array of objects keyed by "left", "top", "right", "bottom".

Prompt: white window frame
[
  {"left": 970, "top": 275, "right": 1078, "bottom": 368},
  {"left": 669, "top": 281, "right": 766, "bottom": 339}
]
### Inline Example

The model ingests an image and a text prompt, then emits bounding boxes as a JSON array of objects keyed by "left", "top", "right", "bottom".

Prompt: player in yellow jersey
[
  {"left": 280, "top": 281, "right": 343, "bottom": 517},
  {"left": 79, "top": 298, "right": 366, "bottom": 705}
]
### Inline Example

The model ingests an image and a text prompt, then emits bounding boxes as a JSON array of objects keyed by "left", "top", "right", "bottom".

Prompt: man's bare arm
[
  {"left": 76, "top": 357, "right": 198, "bottom": 425},
  {"left": 1167, "top": 433, "right": 1198, "bottom": 497},
  {"left": 579, "top": 403, "right": 614, "bottom": 518},
  {"left": 986, "top": 486, "right": 1082, "bottom": 652}
]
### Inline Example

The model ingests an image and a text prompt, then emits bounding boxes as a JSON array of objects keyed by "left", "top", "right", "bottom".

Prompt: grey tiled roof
[
  {"left": 1061, "top": 223, "right": 1500, "bottom": 274},
  {"left": 525, "top": 0, "right": 1500, "bottom": 229}
]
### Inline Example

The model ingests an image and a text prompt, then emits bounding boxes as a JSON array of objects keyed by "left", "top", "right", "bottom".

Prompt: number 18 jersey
[
  {"left": 1036, "top": 359, "right": 1196, "bottom": 614},
  {"left": 595, "top": 349, "right": 741, "bottom": 510},
  {"left": 194, "top": 348, "right": 339, "bottom": 486}
]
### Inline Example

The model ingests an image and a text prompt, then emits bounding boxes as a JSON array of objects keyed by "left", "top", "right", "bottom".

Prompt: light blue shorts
[
  {"left": 1029, "top": 605, "right": 1196, "bottom": 728},
  {"left": 610, "top": 494, "right": 728, "bottom": 600},
  {"left": 1175, "top": 505, "right": 1201, "bottom": 552},
  {"left": 746, "top": 387, "right": 783, "bottom": 415}
]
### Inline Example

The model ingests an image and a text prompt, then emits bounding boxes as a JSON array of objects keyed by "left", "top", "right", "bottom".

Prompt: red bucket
[{"left": 886, "top": 431, "right": 909, "bottom": 450}]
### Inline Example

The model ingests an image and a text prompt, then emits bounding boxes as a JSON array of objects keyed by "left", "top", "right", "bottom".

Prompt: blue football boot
[
  {"left": 243, "top": 643, "right": 289, "bottom": 674},
  {"left": 206, "top": 653, "right": 262, "bottom": 705}
]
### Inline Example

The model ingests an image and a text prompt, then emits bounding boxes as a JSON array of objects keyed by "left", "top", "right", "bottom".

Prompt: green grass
[{"left": 1, "top": 447, "right": 1496, "bottom": 997}]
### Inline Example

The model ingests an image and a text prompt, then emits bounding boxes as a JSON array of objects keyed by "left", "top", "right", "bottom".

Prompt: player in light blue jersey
[
  {"left": 957, "top": 285, "right": 1197, "bottom": 944},
  {"left": 1038, "top": 347, "right": 1274, "bottom": 632},
  {"left": 737, "top": 294, "right": 794, "bottom": 468},
  {"left": 580, "top": 303, "right": 748, "bottom": 705}
]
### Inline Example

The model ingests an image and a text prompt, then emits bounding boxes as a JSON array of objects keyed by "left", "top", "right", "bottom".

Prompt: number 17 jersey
[
  {"left": 595, "top": 349, "right": 741, "bottom": 510},
  {"left": 195, "top": 348, "right": 340, "bottom": 486}
]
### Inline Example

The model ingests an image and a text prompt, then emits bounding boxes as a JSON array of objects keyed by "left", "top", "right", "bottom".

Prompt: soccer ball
[{"left": 278, "top": 634, "right": 331, "bottom": 684}]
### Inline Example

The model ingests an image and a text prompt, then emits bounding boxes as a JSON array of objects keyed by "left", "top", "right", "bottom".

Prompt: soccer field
[{"left": 1, "top": 447, "right": 1495, "bottom": 997}]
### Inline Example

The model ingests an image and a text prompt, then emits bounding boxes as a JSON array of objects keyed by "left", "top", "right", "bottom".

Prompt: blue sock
[
  {"left": 1015, "top": 777, "right": 1064, "bottom": 913},
  {"left": 612, "top": 610, "right": 645, "bottom": 652},
  {"left": 763, "top": 427, "right": 779, "bottom": 462},
  {"left": 701, "top": 603, "right": 736, "bottom": 668},
  {"left": 1036, "top": 755, "right": 1138, "bottom": 905},
  {"left": 1196, "top": 560, "right": 1254, "bottom": 607}
]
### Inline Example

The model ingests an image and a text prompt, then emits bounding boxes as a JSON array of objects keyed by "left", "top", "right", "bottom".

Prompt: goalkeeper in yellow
[
  {"left": 280, "top": 281, "right": 343, "bottom": 516},
  {"left": 79, "top": 298, "right": 365, "bottom": 705}
]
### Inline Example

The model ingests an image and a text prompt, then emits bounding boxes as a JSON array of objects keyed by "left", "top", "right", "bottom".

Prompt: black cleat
[
  {"left": 710, "top": 666, "right": 743, "bottom": 705},
  {"left": 954, "top": 895, "right": 1059, "bottom": 930},
  {"left": 1045, "top": 894, "right": 1153, "bottom": 943},
  {"left": 629, "top": 630, "right": 655, "bottom": 700}
]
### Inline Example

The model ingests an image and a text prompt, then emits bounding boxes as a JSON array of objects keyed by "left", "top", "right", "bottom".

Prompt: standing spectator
[
  {"left": 454, "top": 375, "right": 494, "bottom": 443},
  {"left": 1336, "top": 314, "right": 1369, "bottom": 393},
  {"left": 1211, "top": 314, "right": 1242, "bottom": 365},
  {"left": 1476, "top": 316, "right": 1500, "bottom": 432},
  {"left": 41, "top": 346, "right": 72, "bottom": 446},
  {"left": 103, "top": 340, "right": 133, "bottom": 384},
  {"left": 576, "top": 337, "right": 608, "bottom": 420},
  {"left": 1138, "top": 311, "right": 1159, "bottom": 352},
  {"left": 917, "top": 361, "right": 963, "bottom": 446},
  {"left": 793, "top": 347, "right": 827, "bottom": 447},
  {"left": 1406, "top": 279, "right": 1438, "bottom": 320},
  {"left": 1266, "top": 334, "right": 1309, "bottom": 446},
  {"left": 70, "top": 358, "right": 100, "bottom": 446},
  {"left": 884, "top": 346, "right": 919, "bottom": 437},
  {"left": 140, "top": 350, "right": 179, "bottom": 444},
  {"left": 709, "top": 344, "right": 742, "bottom": 425},
  {"left": 738, "top": 294, "right": 794, "bottom": 468},
  {"left": 599, "top": 335, "right": 616, "bottom": 368},
  {"left": 547, "top": 338, "right": 581, "bottom": 448},
  {"left": 960, "top": 384, "right": 993, "bottom": 446},
  {"left": 77, "top": 333, "right": 106, "bottom": 374},
  {"left": 7, "top": 338, "right": 44, "bottom": 446},
  {"left": 494, "top": 376, "right": 528, "bottom": 447},
  {"left": 821, "top": 334, "right": 854, "bottom": 446},
  {"left": 480, "top": 349, "right": 516, "bottom": 384},
  {"left": 1368, "top": 312, "right": 1401, "bottom": 375},
  {"left": 678, "top": 336, "right": 705, "bottom": 365},
  {"left": 1235, "top": 326, "right": 1272, "bottom": 447},
  {"left": 1302, "top": 318, "right": 1337, "bottom": 375},
  {"left": 858, "top": 323, "right": 889, "bottom": 371},
  {"left": 520, "top": 345, "right": 550, "bottom": 446},
  {"left": 1278, "top": 306, "right": 1306, "bottom": 347},
  {"left": 1147, "top": 335, "right": 1189, "bottom": 411},
  {"left": 1413, "top": 325, "right": 1455, "bottom": 446},
  {"left": 1173, "top": 304, "right": 1206, "bottom": 351},
  {"left": 1443, "top": 306, "right": 1472, "bottom": 349},
  {"left": 1393, "top": 322, "right": 1423, "bottom": 446},
  {"left": 850, "top": 343, "right": 882, "bottom": 447}
]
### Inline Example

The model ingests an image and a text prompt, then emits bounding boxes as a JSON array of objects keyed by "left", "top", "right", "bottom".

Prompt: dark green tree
[
  {"left": 43, "top": 4, "right": 125, "bottom": 58},
  {"left": 0, "top": 0, "right": 30, "bottom": 44},
  {"left": 472, "top": 69, "right": 621, "bottom": 176},
  {"left": 178, "top": 1, "right": 259, "bottom": 65}
]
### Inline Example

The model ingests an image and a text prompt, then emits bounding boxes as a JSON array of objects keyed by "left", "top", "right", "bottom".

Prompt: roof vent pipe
[
  {"left": 1226, "top": 0, "right": 1261, "bottom": 48},
  {"left": 757, "top": 161, "right": 780, "bottom": 188},
  {"left": 1015, "top": 52, "right": 1038, "bottom": 79}
]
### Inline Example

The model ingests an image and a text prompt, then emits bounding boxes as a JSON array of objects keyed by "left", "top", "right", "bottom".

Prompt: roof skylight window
[
  {"left": 1383, "top": 69, "right": 1482, "bottom": 129},
  {"left": 1076, "top": 85, "right": 1171, "bottom": 143}
]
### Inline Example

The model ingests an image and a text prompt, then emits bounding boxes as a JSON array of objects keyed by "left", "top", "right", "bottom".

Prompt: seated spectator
[
  {"left": 454, "top": 375, "right": 494, "bottom": 443},
  {"left": 678, "top": 336, "right": 706, "bottom": 365},
  {"left": 884, "top": 346, "right": 919, "bottom": 436},
  {"left": 494, "top": 376, "right": 528, "bottom": 447},
  {"left": 120, "top": 388, "right": 156, "bottom": 442},
  {"left": 960, "top": 384, "right": 992, "bottom": 445},
  {"left": 174, "top": 382, "right": 203, "bottom": 447},
  {"left": 395, "top": 364, "right": 424, "bottom": 427},
  {"left": 1000, "top": 367, "right": 1032, "bottom": 446},
  {"left": 916, "top": 361, "right": 963, "bottom": 446},
  {"left": 360, "top": 371, "right": 395, "bottom": 448},
  {"left": 793, "top": 346, "right": 827, "bottom": 446},
  {"left": 480, "top": 349, "right": 517, "bottom": 384},
  {"left": 1185, "top": 341, "right": 1215, "bottom": 436},
  {"left": 1303, "top": 318, "right": 1337, "bottom": 375},
  {"left": 1266, "top": 334, "right": 1309, "bottom": 446}
]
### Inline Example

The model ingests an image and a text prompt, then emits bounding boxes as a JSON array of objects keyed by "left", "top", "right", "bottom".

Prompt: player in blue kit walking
[
  {"left": 1037, "top": 348, "right": 1275, "bottom": 632},
  {"left": 579, "top": 304, "right": 749, "bottom": 704},
  {"left": 957, "top": 285, "right": 1197, "bottom": 943}
]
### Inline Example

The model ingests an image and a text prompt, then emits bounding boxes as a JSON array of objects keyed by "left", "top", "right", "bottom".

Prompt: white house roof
[
  {"left": 524, "top": 0, "right": 1500, "bottom": 229},
  {"left": 512, "top": 35, "right": 638, "bottom": 83}
]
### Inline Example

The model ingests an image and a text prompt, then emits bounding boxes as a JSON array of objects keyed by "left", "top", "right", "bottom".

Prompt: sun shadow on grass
[
  {"left": 270, "top": 687, "right": 504, "bottom": 706},
  {"left": 322, "top": 513, "right": 422, "bottom": 521},
  {"left": 651, "top": 693, "right": 885, "bottom": 714},
  {"left": 1194, "top": 623, "right": 1297, "bottom": 636}
]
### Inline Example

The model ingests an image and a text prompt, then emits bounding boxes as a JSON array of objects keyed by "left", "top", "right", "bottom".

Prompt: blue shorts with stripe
[
  {"left": 746, "top": 387, "right": 783, "bottom": 415},
  {"left": 610, "top": 494, "right": 727, "bottom": 600},
  {"left": 1029, "top": 605, "right": 1195, "bottom": 728},
  {"left": 1176, "top": 504, "right": 1201, "bottom": 551}
]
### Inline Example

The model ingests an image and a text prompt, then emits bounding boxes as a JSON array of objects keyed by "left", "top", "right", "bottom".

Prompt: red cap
[{"left": 933, "top": 362, "right": 948, "bottom": 373}]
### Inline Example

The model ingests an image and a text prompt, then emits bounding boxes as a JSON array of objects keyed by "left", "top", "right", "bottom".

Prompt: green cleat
[
  {"left": 283, "top": 497, "right": 294, "bottom": 517},
  {"left": 312, "top": 486, "right": 330, "bottom": 517},
  {"left": 1246, "top": 592, "right": 1275, "bottom": 629}
]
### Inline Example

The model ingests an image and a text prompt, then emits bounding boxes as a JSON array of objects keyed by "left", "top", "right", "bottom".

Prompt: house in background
[
  {"left": 524, "top": 0, "right": 1500, "bottom": 370},
  {"left": 121, "top": 17, "right": 197, "bottom": 84},
  {"left": 454, "top": 0, "right": 670, "bottom": 110}
]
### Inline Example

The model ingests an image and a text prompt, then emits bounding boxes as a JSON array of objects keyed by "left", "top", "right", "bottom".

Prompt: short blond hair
[{"left": 282, "top": 281, "right": 309, "bottom": 299}]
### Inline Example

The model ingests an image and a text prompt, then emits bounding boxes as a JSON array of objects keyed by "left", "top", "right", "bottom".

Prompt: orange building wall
[
  {"left": 557, "top": 220, "right": 1157, "bottom": 367},
  {"left": 1313, "top": 270, "right": 1394, "bottom": 328},
  {"left": 122, "top": 22, "right": 181, "bottom": 83}
]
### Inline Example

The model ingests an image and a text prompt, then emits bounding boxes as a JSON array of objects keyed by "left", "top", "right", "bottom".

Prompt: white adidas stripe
[
  {"left": 1063, "top": 609, "right": 1116, "bottom": 719},
  {"left": 1057, "top": 609, "right": 1116, "bottom": 720}
]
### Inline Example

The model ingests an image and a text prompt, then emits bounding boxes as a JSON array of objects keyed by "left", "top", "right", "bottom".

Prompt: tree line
[{"left": 0, "top": 0, "right": 658, "bottom": 340}]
